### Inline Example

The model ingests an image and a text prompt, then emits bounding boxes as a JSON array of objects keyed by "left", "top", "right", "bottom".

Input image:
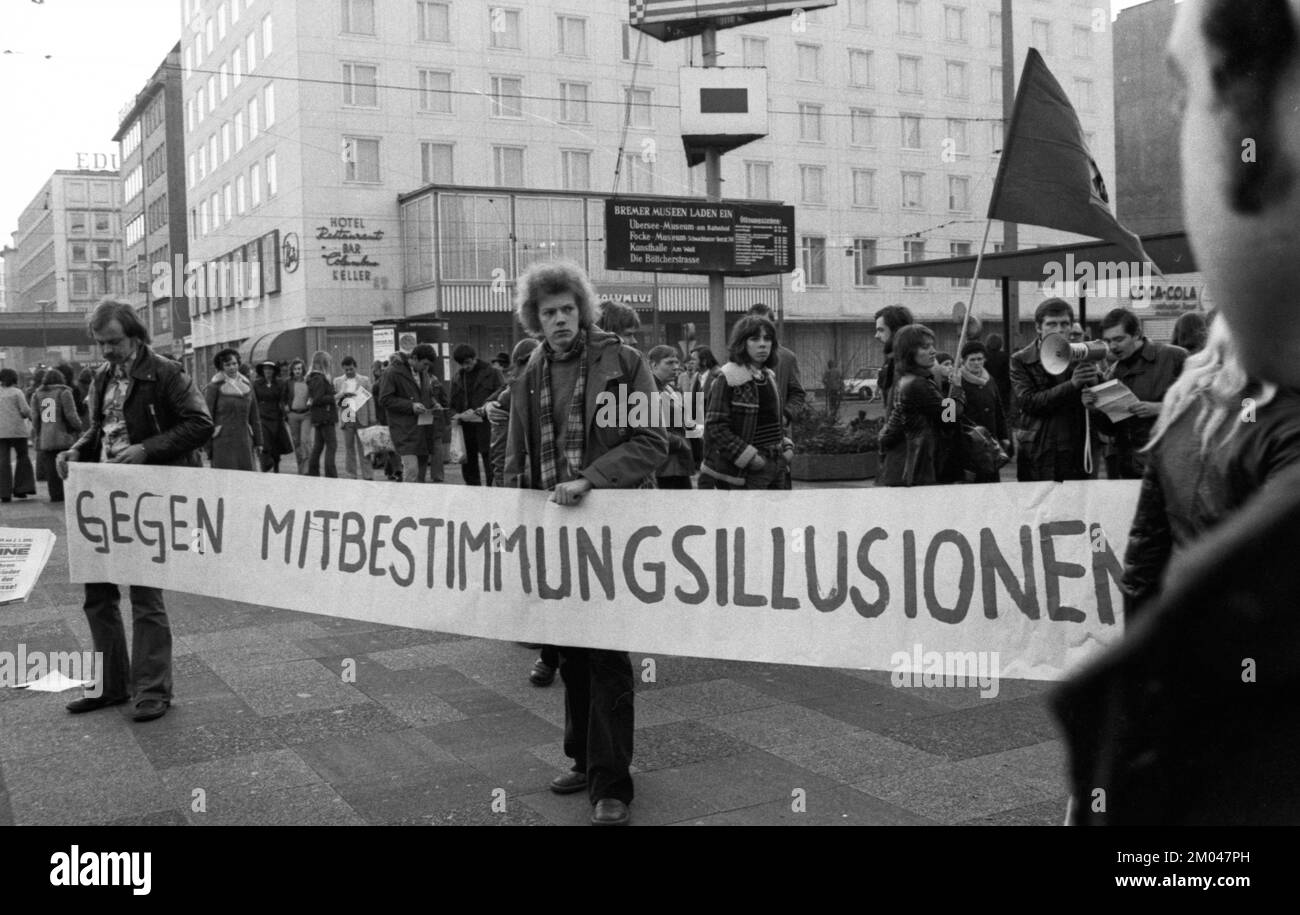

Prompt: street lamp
[
  {"left": 92, "top": 258, "right": 117, "bottom": 298},
  {"left": 34, "top": 299, "right": 53, "bottom": 353}
]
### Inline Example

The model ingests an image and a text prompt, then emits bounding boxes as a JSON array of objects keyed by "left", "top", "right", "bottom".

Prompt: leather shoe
[
  {"left": 131, "top": 698, "right": 170, "bottom": 722},
  {"left": 529, "top": 659, "right": 556, "bottom": 687},
  {"left": 66, "top": 694, "right": 129, "bottom": 714},
  {"left": 591, "top": 798, "right": 630, "bottom": 826},
  {"left": 549, "top": 770, "right": 588, "bottom": 795}
]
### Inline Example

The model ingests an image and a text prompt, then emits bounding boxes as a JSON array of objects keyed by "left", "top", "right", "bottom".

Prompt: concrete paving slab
[
  {"left": 701, "top": 703, "right": 865, "bottom": 749},
  {"left": 677, "top": 785, "right": 938, "bottom": 826},
  {"left": 293, "top": 729, "right": 460, "bottom": 784},
  {"left": 185, "top": 782, "right": 365, "bottom": 826},
  {"left": 261, "top": 703, "right": 413, "bottom": 746},
  {"left": 631, "top": 719, "right": 756, "bottom": 771},
  {"left": 220, "top": 659, "right": 371, "bottom": 717},
  {"left": 419, "top": 708, "right": 562, "bottom": 757}
]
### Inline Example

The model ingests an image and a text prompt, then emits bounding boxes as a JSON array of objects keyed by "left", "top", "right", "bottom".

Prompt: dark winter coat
[
  {"left": 451, "top": 359, "right": 506, "bottom": 412},
  {"left": 378, "top": 353, "right": 448, "bottom": 456},
  {"left": 876, "top": 370, "right": 966, "bottom": 487},
  {"left": 655, "top": 376, "right": 696, "bottom": 480},
  {"left": 253, "top": 378, "right": 293, "bottom": 456},
  {"left": 29, "top": 383, "right": 82, "bottom": 453},
  {"left": 961, "top": 375, "right": 1007, "bottom": 443},
  {"left": 306, "top": 371, "right": 337, "bottom": 426},
  {"left": 1010, "top": 339, "right": 1090, "bottom": 481},
  {"left": 700, "top": 362, "right": 790, "bottom": 486},
  {"left": 1090, "top": 339, "right": 1188, "bottom": 479}
]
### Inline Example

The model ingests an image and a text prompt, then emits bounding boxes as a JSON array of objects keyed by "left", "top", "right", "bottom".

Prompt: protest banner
[{"left": 65, "top": 464, "right": 1141, "bottom": 679}]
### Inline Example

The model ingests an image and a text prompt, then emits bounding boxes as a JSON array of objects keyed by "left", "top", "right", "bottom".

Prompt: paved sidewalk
[{"left": 0, "top": 466, "right": 1066, "bottom": 827}]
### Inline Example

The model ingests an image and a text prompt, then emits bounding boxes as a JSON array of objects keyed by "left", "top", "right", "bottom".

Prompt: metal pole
[
  {"left": 1001, "top": 0, "right": 1019, "bottom": 320},
  {"left": 703, "top": 24, "right": 727, "bottom": 359}
]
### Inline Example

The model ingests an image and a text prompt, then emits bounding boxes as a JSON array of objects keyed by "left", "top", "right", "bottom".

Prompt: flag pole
[{"left": 955, "top": 218, "right": 996, "bottom": 359}]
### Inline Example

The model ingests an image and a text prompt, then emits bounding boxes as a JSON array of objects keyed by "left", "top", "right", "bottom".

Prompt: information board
[{"left": 605, "top": 197, "right": 794, "bottom": 276}]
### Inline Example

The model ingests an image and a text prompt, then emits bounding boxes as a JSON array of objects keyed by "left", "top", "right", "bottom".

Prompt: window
[
  {"left": 489, "top": 8, "right": 522, "bottom": 49},
  {"left": 557, "top": 15, "right": 586, "bottom": 57},
  {"left": 125, "top": 165, "right": 143, "bottom": 202},
  {"left": 90, "top": 182, "right": 111, "bottom": 205},
  {"left": 847, "top": 0, "right": 871, "bottom": 28},
  {"left": 899, "top": 55, "right": 921, "bottom": 93},
  {"left": 418, "top": 69, "right": 452, "bottom": 113},
  {"left": 417, "top": 1, "right": 451, "bottom": 41},
  {"left": 622, "top": 152, "right": 654, "bottom": 193},
  {"left": 199, "top": 146, "right": 208, "bottom": 180},
  {"left": 622, "top": 23, "right": 651, "bottom": 63},
  {"left": 210, "top": 191, "right": 221, "bottom": 227},
  {"left": 990, "top": 120, "right": 1004, "bottom": 154},
  {"left": 493, "top": 145, "right": 524, "bottom": 185},
  {"left": 490, "top": 76, "right": 523, "bottom": 118},
  {"left": 624, "top": 88, "right": 652, "bottom": 128},
  {"left": 205, "top": 18, "right": 214, "bottom": 55},
  {"left": 187, "top": 98, "right": 195, "bottom": 133},
  {"left": 184, "top": 44, "right": 192, "bottom": 78},
  {"left": 250, "top": 162, "right": 262, "bottom": 205},
  {"left": 990, "top": 67, "right": 1003, "bottom": 105},
  {"left": 263, "top": 85, "right": 275, "bottom": 127},
  {"left": 989, "top": 12, "right": 1001, "bottom": 47},
  {"left": 219, "top": 63, "right": 229, "bottom": 99},
  {"left": 1074, "top": 25, "right": 1092, "bottom": 59},
  {"left": 196, "top": 87, "right": 205, "bottom": 123},
  {"left": 188, "top": 153, "right": 196, "bottom": 188},
  {"left": 206, "top": 76, "right": 216, "bottom": 111},
  {"left": 218, "top": 1, "right": 227, "bottom": 38},
  {"left": 902, "top": 171, "right": 924, "bottom": 208},
  {"left": 853, "top": 239, "right": 878, "bottom": 286},
  {"left": 343, "top": 63, "right": 379, "bottom": 106},
  {"left": 903, "top": 239, "right": 926, "bottom": 286},
  {"left": 898, "top": 0, "right": 920, "bottom": 36},
  {"left": 945, "top": 6, "right": 966, "bottom": 41},
  {"left": 343, "top": 137, "right": 380, "bottom": 182},
  {"left": 950, "top": 241, "right": 972, "bottom": 286},
  {"left": 72, "top": 274, "right": 90, "bottom": 296},
  {"left": 849, "top": 50, "right": 873, "bottom": 87},
  {"left": 741, "top": 36, "right": 766, "bottom": 67},
  {"left": 900, "top": 114, "right": 921, "bottom": 149},
  {"left": 265, "top": 153, "right": 277, "bottom": 197},
  {"left": 797, "top": 43, "right": 822, "bottom": 81},
  {"left": 559, "top": 82, "right": 589, "bottom": 123},
  {"left": 1032, "top": 19, "right": 1051, "bottom": 54},
  {"left": 800, "top": 236, "right": 827, "bottom": 285},
  {"left": 209, "top": 134, "right": 218, "bottom": 169},
  {"left": 230, "top": 0, "right": 239, "bottom": 23},
  {"left": 223, "top": 183, "right": 233, "bottom": 223},
  {"left": 946, "top": 118, "right": 968, "bottom": 155},
  {"left": 341, "top": 0, "right": 374, "bottom": 34},
  {"left": 420, "top": 142, "right": 454, "bottom": 183},
  {"left": 233, "top": 47, "right": 242, "bottom": 85},
  {"left": 799, "top": 165, "right": 826, "bottom": 204},
  {"left": 236, "top": 174, "right": 246, "bottom": 213},
  {"left": 221, "top": 122, "right": 231, "bottom": 162},
  {"left": 851, "top": 168, "right": 877, "bottom": 207},
  {"left": 145, "top": 147, "right": 167, "bottom": 185},
  {"left": 71, "top": 243, "right": 88, "bottom": 264},
  {"left": 235, "top": 111, "right": 245, "bottom": 150},
  {"left": 745, "top": 161, "right": 771, "bottom": 199},
  {"left": 561, "top": 150, "right": 591, "bottom": 190},
  {"left": 798, "top": 102, "right": 823, "bottom": 142},
  {"left": 246, "top": 31, "right": 257, "bottom": 72},
  {"left": 946, "top": 61, "right": 968, "bottom": 98},
  {"left": 948, "top": 176, "right": 970, "bottom": 211},
  {"left": 1074, "top": 78, "right": 1095, "bottom": 111},
  {"left": 850, "top": 108, "right": 876, "bottom": 146}
]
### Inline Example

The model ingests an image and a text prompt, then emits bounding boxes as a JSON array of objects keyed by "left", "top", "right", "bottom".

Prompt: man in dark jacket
[
  {"left": 1083, "top": 307, "right": 1187, "bottom": 479},
  {"left": 57, "top": 300, "right": 213, "bottom": 723},
  {"left": 505, "top": 260, "right": 667, "bottom": 826},
  {"left": 449, "top": 344, "right": 505, "bottom": 486},
  {"left": 379, "top": 346, "right": 448, "bottom": 483},
  {"left": 1010, "top": 298, "right": 1098, "bottom": 482}
]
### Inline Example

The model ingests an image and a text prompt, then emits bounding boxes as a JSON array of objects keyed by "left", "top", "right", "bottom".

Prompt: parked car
[{"left": 843, "top": 368, "right": 879, "bottom": 401}]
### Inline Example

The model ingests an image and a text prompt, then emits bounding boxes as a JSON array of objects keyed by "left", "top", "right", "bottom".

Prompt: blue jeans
[
  {"left": 0, "top": 437, "right": 36, "bottom": 499},
  {"left": 83, "top": 582, "right": 171, "bottom": 702},
  {"left": 307, "top": 422, "right": 337, "bottom": 477},
  {"left": 560, "top": 648, "right": 635, "bottom": 804}
]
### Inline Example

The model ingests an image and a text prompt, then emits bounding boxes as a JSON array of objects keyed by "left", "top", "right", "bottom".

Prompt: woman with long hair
[
  {"left": 29, "top": 368, "right": 82, "bottom": 502},
  {"left": 1171, "top": 311, "right": 1209, "bottom": 356},
  {"left": 1122, "top": 318, "right": 1300, "bottom": 621},
  {"left": 876, "top": 324, "right": 966, "bottom": 487},
  {"left": 0, "top": 368, "right": 37, "bottom": 502},
  {"left": 204, "top": 348, "right": 261, "bottom": 471},
  {"left": 285, "top": 358, "right": 312, "bottom": 473},
  {"left": 698, "top": 316, "right": 793, "bottom": 490},
  {"left": 305, "top": 350, "right": 338, "bottom": 477},
  {"left": 253, "top": 361, "right": 293, "bottom": 472}
]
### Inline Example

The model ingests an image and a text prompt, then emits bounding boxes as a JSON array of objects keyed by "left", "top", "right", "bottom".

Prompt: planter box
[{"left": 790, "top": 452, "right": 879, "bottom": 481}]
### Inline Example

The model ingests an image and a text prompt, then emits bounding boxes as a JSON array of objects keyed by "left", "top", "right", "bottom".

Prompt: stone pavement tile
[
  {"left": 962, "top": 740, "right": 1069, "bottom": 798},
  {"left": 851, "top": 756, "right": 1062, "bottom": 824},
  {"left": 631, "top": 719, "right": 755, "bottom": 771},
  {"left": 3, "top": 738, "right": 155, "bottom": 797},
  {"left": 872, "top": 696, "right": 1059, "bottom": 761},
  {"left": 0, "top": 601, "right": 64, "bottom": 627},
  {"left": 630, "top": 654, "right": 756, "bottom": 690},
  {"left": 676, "top": 785, "right": 938, "bottom": 825},
  {"left": 7, "top": 765, "right": 168, "bottom": 826},
  {"left": 428, "top": 799, "right": 553, "bottom": 826},
  {"left": 367, "top": 688, "right": 469, "bottom": 728},
  {"left": 0, "top": 617, "right": 83, "bottom": 653},
  {"left": 311, "top": 627, "right": 466, "bottom": 662},
  {"left": 0, "top": 698, "right": 141, "bottom": 763},
  {"left": 641, "top": 678, "right": 782, "bottom": 718},
  {"left": 462, "top": 748, "right": 568, "bottom": 796},
  {"left": 0, "top": 789, "right": 16, "bottom": 826},
  {"left": 628, "top": 691, "right": 690, "bottom": 729},
  {"left": 262, "top": 703, "right": 412, "bottom": 746},
  {"left": 729, "top": 664, "right": 871, "bottom": 702},
  {"left": 622, "top": 770, "right": 718, "bottom": 825},
  {"left": 514, "top": 788, "right": 591, "bottom": 826},
  {"left": 525, "top": 741, "right": 573, "bottom": 773},
  {"left": 220, "top": 659, "right": 372, "bottom": 717},
  {"left": 294, "top": 729, "right": 459, "bottom": 784},
  {"left": 888, "top": 675, "right": 1052, "bottom": 711},
  {"left": 159, "top": 748, "right": 324, "bottom": 809},
  {"left": 134, "top": 717, "right": 286, "bottom": 770},
  {"left": 798, "top": 682, "right": 953, "bottom": 732},
  {"left": 766, "top": 732, "right": 947, "bottom": 785},
  {"left": 161, "top": 693, "right": 264, "bottom": 728},
  {"left": 333, "top": 763, "right": 498, "bottom": 825},
  {"left": 468, "top": 675, "right": 568, "bottom": 728},
  {"left": 701, "top": 703, "right": 864, "bottom": 750},
  {"left": 960, "top": 796, "right": 1070, "bottom": 826},
  {"left": 167, "top": 604, "right": 265, "bottom": 636},
  {"left": 655, "top": 749, "right": 839, "bottom": 811},
  {"left": 420, "top": 708, "right": 562, "bottom": 757},
  {"left": 105, "top": 809, "right": 189, "bottom": 826},
  {"left": 185, "top": 781, "right": 366, "bottom": 826}
]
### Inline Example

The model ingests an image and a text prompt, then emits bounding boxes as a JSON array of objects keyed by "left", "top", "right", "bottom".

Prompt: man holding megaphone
[{"left": 1009, "top": 298, "right": 1099, "bottom": 482}]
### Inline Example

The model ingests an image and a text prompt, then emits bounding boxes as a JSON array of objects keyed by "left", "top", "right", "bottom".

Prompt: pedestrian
[
  {"left": 253, "top": 361, "right": 293, "bottom": 473},
  {"left": 490, "top": 351, "right": 511, "bottom": 373},
  {"left": 204, "top": 349, "right": 261, "bottom": 471},
  {"left": 1083, "top": 307, "right": 1188, "bottom": 479},
  {"left": 28, "top": 368, "right": 82, "bottom": 502},
  {"left": 596, "top": 298, "right": 641, "bottom": 347},
  {"left": 932, "top": 352, "right": 964, "bottom": 484},
  {"left": 874, "top": 305, "right": 915, "bottom": 412},
  {"left": 876, "top": 325, "right": 965, "bottom": 487},
  {"left": 449, "top": 344, "right": 505, "bottom": 486},
  {"left": 74, "top": 368, "right": 93, "bottom": 425},
  {"left": 503, "top": 260, "right": 667, "bottom": 826},
  {"left": 334, "top": 355, "right": 375, "bottom": 480},
  {"left": 983, "top": 332, "right": 1013, "bottom": 425},
  {"left": 689, "top": 345, "right": 720, "bottom": 472},
  {"left": 0, "top": 368, "right": 37, "bottom": 502},
  {"left": 747, "top": 303, "right": 805, "bottom": 421},
  {"left": 285, "top": 358, "right": 313, "bottom": 473},
  {"left": 698, "top": 314, "right": 794, "bottom": 491},
  {"left": 370, "top": 359, "right": 402, "bottom": 481},
  {"left": 1068, "top": 322, "right": 1086, "bottom": 343},
  {"left": 379, "top": 345, "right": 448, "bottom": 483},
  {"left": 1171, "top": 310, "right": 1209, "bottom": 356},
  {"left": 1053, "top": 0, "right": 1300, "bottom": 824},
  {"left": 647, "top": 345, "right": 695, "bottom": 489},
  {"left": 304, "top": 350, "right": 338, "bottom": 477},
  {"left": 677, "top": 350, "right": 699, "bottom": 403},
  {"left": 822, "top": 358, "right": 844, "bottom": 418},
  {"left": 958, "top": 341, "right": 1009, "bottom": 483},
  {"left": 1010, "top": 298, "right": 1097, "bottom": 482},
  {"left": 58, "top": 300, "right": 213, "bottom": 722}
]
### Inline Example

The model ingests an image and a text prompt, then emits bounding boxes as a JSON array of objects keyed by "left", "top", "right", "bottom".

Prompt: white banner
[{"left": 65, "top": 465, "right": 1141, "bottom": 679}]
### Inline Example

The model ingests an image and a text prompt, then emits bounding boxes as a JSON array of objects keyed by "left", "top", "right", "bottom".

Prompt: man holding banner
[{"left": 505, "top": 260, "right": 667, "bottom": 826}]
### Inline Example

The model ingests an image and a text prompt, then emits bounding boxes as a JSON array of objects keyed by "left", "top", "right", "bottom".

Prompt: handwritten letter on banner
[{"left": 66, "top": 465, "right": 1141, "bottom": 680}]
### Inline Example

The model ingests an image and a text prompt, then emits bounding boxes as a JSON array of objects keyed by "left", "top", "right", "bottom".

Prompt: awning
[
  {"left": 868, "top": 231, "right": 1195, "bottom": 281},
  {"left": 242, "top": 328, "right": 308, "bottom": 366}
]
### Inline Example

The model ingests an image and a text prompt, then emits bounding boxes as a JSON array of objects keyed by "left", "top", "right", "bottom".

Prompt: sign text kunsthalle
[{"left": 605, "top": 197, "right": 794, "bottom": 276}]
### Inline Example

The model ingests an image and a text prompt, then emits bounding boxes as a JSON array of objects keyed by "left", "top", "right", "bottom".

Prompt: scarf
[
  {"left": 537, "top": 330, "right": 588, "bottom": 491},
  {"left": 961, "top": 365, "right": 989, "bottom": 387},
  {"left": 212, "top": 371, "right": 251, "bottom": 397}
]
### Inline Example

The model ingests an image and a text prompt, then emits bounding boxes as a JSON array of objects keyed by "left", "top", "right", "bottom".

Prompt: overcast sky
[{"left": 0, "top": 0, "right": 1163, "bottom": 254}]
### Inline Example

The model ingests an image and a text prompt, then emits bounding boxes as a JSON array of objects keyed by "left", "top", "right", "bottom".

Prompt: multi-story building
[
  {"left": 181, "top": 0, "right": 1116, "bottom": 378},
  {"left": 114, "top": 42, "right": 192, "bottom": 362}
]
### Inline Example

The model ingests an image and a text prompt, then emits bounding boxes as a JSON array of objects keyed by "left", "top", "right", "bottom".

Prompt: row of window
[
  {"left": 186, "top": 2, "right": 269, "bottom": 79},
  {"left": 189, "top": 85, "right": 275, "bottom": 188},
  {"left": 66, "top": 210, "right": 116, "bottom": 237},
  {"left": 185, "top": 14, "right": 270, "bottom": 132},
  {"left": 68, "top": 271, "right": 117, "bottom": 299},
  {"left": 69, "top": 242, "right": 117, "bottom": 266},
  {"left": 145, "top": 146, "right": 168, "bottom": 187},
  {"left": 192, "top": 153, "right": 278, "bottom": 238},
  {"left": 796, "top": 237, "right": 1005, "bottom": 289},
  {"left": 123, "top": 198, "right": 173, "bottom": 249},
  {"left": 62, "top": 179, "right": 115, "bottom": 207}
]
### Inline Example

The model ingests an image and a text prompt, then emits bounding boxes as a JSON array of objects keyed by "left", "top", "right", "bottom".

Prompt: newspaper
[
  {"left": 0, "top": 528, "right": 56, "bottom": 605},
  {"left": 1086, "top": 378, "right": 1141, "bottom": 423}
]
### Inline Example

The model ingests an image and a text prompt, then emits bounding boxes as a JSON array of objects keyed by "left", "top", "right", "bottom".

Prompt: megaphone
[{"left": 1041, "top": 333, "right": 1108, "bottom": 375}]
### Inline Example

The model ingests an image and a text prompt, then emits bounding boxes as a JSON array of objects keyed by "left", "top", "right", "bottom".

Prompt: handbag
[
  {"left": 356, "top": 425, "right": 392, "bottom": 456},
  {"left": 448, "top": 422, "right": 466, "bottom": 463},
  {"left": 963, "top": 423, "right": 1010, "bottom": 477}
]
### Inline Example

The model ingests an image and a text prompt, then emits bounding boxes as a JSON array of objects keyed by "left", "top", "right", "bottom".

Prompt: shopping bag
[
  {"left": 356, "top": 425, "right": 392, "bottom": 457},
  {"left": 448, "top": 423, "right": 466, "bottom": 463}
]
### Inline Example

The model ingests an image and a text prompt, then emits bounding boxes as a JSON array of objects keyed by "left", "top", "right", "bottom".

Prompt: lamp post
[{"left": 92, "top": 258, "right": 117, "bottom": 298}]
